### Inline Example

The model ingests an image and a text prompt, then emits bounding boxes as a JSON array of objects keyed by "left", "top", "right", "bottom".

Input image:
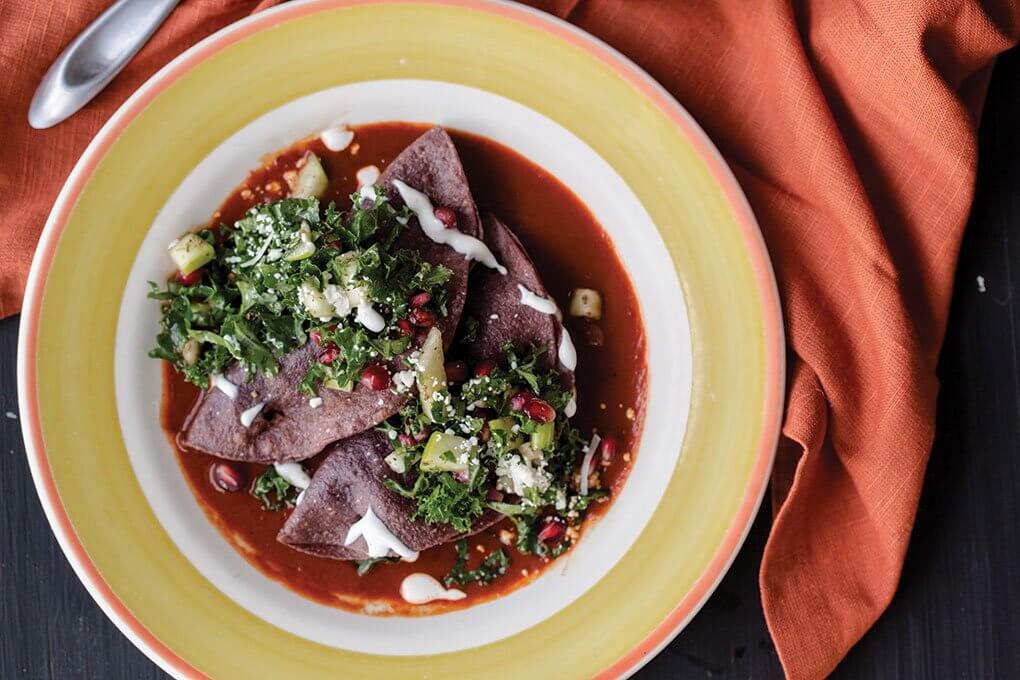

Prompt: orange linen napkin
[
  {"left": 0, "top": 0, "right": 281, "bottom": 318},
  {"left": 3, "top": 1, "right": 1018, "bottom": 678},
  {"left": 522, "top": 1, "right": 1018, "bottom": 677}
]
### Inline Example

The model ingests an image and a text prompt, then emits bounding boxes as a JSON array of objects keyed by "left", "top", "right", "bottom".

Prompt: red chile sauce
[{"left": 161, "top": 123, "right": 647, "bottom": 615}]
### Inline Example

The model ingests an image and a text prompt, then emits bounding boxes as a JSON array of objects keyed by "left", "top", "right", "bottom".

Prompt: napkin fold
[
  {"left": 3, "top": 1, "right": 1018, "bottom": 678},
  {"left": 0, "top": 0, "right": 281, "bottom": 318},
  {"left": 527, "top": 1, "right": 1017, "bottom": 677}
]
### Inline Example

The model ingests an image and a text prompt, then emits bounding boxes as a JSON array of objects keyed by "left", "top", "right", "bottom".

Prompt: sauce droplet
[
  {"left": 517, "top": 284, "right": 558, "bottom": 315},
  {"left": 344, "top": 506, "right": 419, "bottom": 561},
  {"left": 320, "top": 125, "right": 354, "bottom": 152},
  {"left": 239, "top": 402, "right": 265, "bottom": 428},
  {"left": 273, "top": 462, "right": 311, "bottom": 490},
  {"left": 211, "top": 373, "right": 239, "bottom": 400},
  {"left": 558, "top": 327, "right": 577, "bottom": 372},
  {"left": 399, "top": 573, "right": 466, "bottom": 604}
]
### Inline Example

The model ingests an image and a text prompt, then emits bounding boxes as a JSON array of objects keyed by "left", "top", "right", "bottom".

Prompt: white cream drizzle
[
  {"left": 399, "top": 573, "right": 466, "bottom": 604},
  {"left": 356, "top": 302, "right": 386, "bottom": 333},
  {"left": 320, "top": 125, "right": 354, "bottom": 152},
  {"left": 273, "top": 462, "right": 311, "bottom": 490},
  {"left": 239, "top": 402, "right": 265, "bottom": 428},
  {"left": 558, "top": 327, "right": 577, "bottom": 371},
  {"left": 517, "top": 284, "right": 558, "bottom": 315},
  {"left": 211, "top": 373, "right": 238, "bottom": 400},
  {"left": 356, "top": 165, "right": 381, "bottom": 204},
  {"left": 564, "top": 387, "right": 578, "bottom": 418},
  {"left": 579, "top": 433, "right": 602, "bottom": 496},
  {"left": 344, "top": 506, "right": 419, "bottom": 561},
  {"left": 346, "top": 287, "right": 385, "bottom": 332},
  {"left": 512, "top": 285, "right": 577, "bottom": 371},
  {"left": 392, "top": 180, "right": 506, "bottom": 274},
  {"left": 356, "top": 164, "right": 380, "bottom": 188}
]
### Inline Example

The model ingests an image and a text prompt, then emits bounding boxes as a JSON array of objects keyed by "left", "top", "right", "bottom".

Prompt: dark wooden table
[{"left": 3, "top": 48, "right": 1018, "bottom": 680}]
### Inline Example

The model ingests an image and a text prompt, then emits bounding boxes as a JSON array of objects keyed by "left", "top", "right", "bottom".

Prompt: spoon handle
[{"left": 28, "top": 0, "right": 182, "bottom": 129}]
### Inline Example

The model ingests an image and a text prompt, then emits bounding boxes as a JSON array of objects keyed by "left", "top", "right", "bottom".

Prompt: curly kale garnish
[
  {"left": 150, "top": 189, "right": 450, "bottom": 391},
  {"left": 250, "top": 467, "right": 298, "bottom": 511},
  {"left": 443, "top": 539, "right": 509, "bottom": 587}
]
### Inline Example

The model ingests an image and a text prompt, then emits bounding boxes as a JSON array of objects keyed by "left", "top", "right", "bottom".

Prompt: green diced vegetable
[
  {"left": 169, "top": 233, "right": 214, "bottom": 274},
  {"left": 416, "top": 327, "right": 447, "bottom": 414},
  {"left": 298, "top": 280, "right": 334, "bottom": 320},
  {"left": 332, "top": 252, "right": 358, "bottom": 285},
  {"left": 421, "top": 432, "right": 474, "bottom": 473},
  {"left": 529, "top": 421, "right": 555, "bottom": 451},
  {"left": 291, "top": 152, "right": 329, "bottom": 198},
  {"left": 488, "top": 417, "right": 522, "bottom": 451},
  {"left": 283, "top": 239, "right": 315, "bottom": 262},
  {"left": 488, "top": 417, "right": 513, "bottom": 433},
  {"left": 180, "top": 339, "right": 201, "bottom": 366},
  {"left": 384, "top": 451, "right": 407, "bottom": 474},
  {"left": 569, "top": 288, "right": 602, "bottom": 320}
]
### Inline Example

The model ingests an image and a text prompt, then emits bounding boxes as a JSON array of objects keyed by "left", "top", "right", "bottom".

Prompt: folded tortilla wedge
[
  {"left": 280, "top": 214, "right": 574, "bottom": 558},
  {"left": 179, "top": 127, "right": 481, "bottom": 463}
]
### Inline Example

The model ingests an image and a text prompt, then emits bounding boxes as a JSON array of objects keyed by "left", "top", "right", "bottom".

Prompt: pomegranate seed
[
  {"left": 175, "top": 268, "right": 203, "bottom": 286},
  {"left": 398, "top": 433, "right": 416, "bottom": 447},
  {"left": 537, "top": 517, "right": 566, "bottom": 544},
  {"left": 413, "top": 428, "right": 431, "bottom": 443},
  {"left": 210, "top": 463, "right": 243, "bottom": 492},
  {"left": 318, "top": 347, "right": 340, "bottom": 365},
  {"left": 444, "top": 360, "right": 468, "bottom": 383},
  {"left": 486, "top": 488, "right": 504, "bottom": 502},
  {"left": 509, "top": 391, "right": 534, "bottom": 411},
  {"left": 361, "top": 364, "right": 390, "bottom": 391},
  {"left": 310, "top": 330, "right": 322, "bottom": 345},
  {"left": 474, "top": 359, "right": 497, "bottom": 377},
  {"left": 409, "top": 291, "right": 431, "bottom": 308},
  {"left": 524, "top": 398, "right": 556, "bottom": 423},
  {"left": 397, "top": 318, "right": 414, "bottom": 336},
  {"left": 434, "top": 207, "right": 457, "bottom": 229},
  {"left": 409, "top": 308, "right": 436, "bottom": 327},
  {"left": 479, "top": 422, "right": 491, "bottom": 443},
  {"left": 600, "top": 435, "right": 618, "bottom": 463}
]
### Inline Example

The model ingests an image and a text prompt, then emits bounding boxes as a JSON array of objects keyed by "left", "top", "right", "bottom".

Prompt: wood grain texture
[{"left": 3, "top": 46, "right": 1017, "bottom": 680}]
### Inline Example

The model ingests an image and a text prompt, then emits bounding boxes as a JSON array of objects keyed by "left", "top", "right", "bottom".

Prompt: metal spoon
[{"left": 28, "top": 0, "right": 182, "bottom": 130}]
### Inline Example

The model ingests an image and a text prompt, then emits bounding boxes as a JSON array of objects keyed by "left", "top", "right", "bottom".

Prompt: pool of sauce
[{"left": 161, "top": 123, "right": 647, "bottom": 615}]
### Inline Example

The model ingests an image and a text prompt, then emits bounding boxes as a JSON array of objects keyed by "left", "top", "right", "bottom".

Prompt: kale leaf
[
  {"left": 442, "top": 539, "right": 509, "bottom": 587},
  {"left": 354, "top": 556, "right": 399, "bottom": 576},
  {"left": 250, "top": 467, "right": 297, "bottom": 511},
  {"left": 151, "top": 190, "right": 451, "bottom": 392}
]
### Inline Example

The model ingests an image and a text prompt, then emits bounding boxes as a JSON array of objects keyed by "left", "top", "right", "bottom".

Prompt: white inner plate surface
[{"left": 114, "top": 80, "right": 691, "bottom": 655}]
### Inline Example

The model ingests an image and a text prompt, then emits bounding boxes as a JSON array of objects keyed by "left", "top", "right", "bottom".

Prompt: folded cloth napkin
[
  {"left": 525, "top": 1, "right": 1018, "bottom": 677},
  {"left": 0, "top": 0, "right": 281, "bottom": 318},
  {"left": 2, "top": 0, "right": 1017, "bottom": 677}
]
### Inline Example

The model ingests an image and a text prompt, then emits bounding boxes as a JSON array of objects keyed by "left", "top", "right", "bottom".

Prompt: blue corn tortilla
[
  {"left": 278, "top": 215, "right": 576, "bottom": 560},
  {"left": 277, "top": 430, "right": 500, "bottom": 559},
  {"left": 465, "top": 213, "right": 575, "bottom": 385},
  {"left": 179, "top": 128, "right": 481, "bottom": 463}
]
